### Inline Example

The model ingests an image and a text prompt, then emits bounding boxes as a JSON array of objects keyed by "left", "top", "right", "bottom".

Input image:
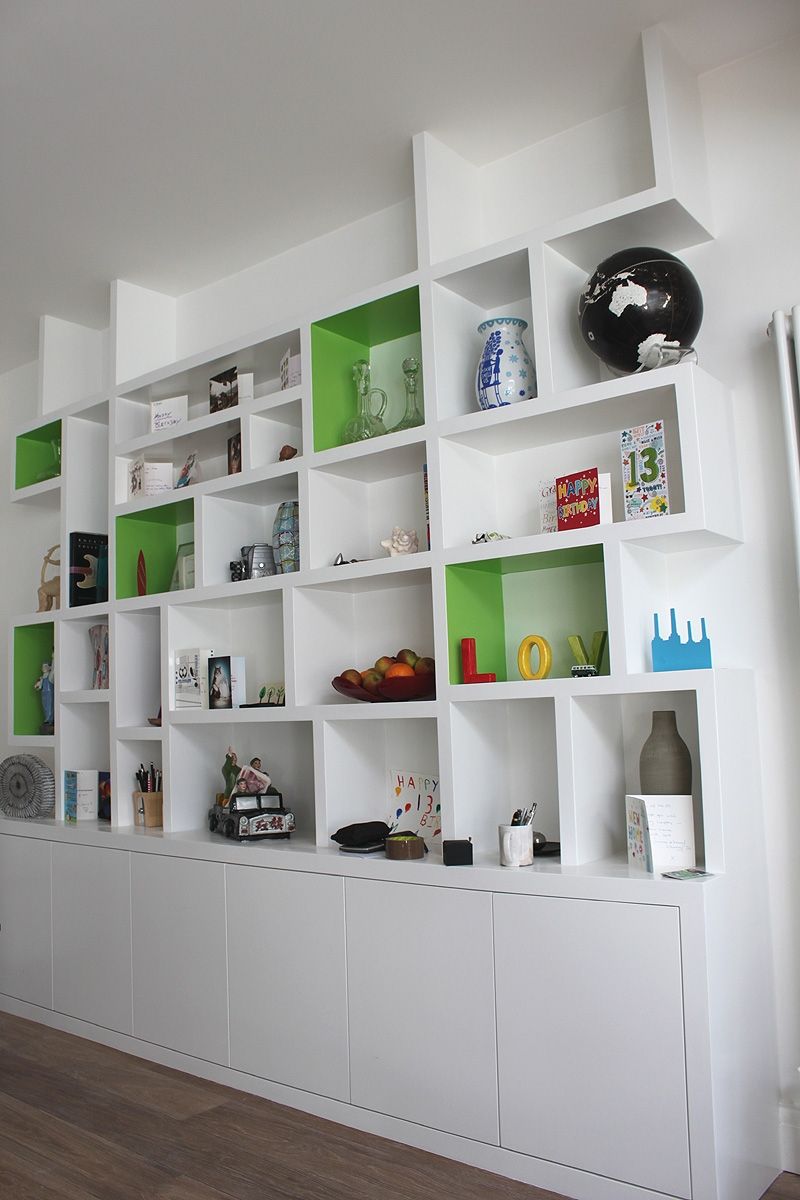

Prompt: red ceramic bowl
[{"left": 331, "top": 673, "right": 436, "bottom": 703}]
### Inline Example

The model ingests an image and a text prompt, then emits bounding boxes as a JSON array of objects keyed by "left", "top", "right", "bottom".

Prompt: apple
[
  {"left": 340, "top": 668, "right": 362, "bottom": 687},
  {"left": 395, "top": 648, "right": 419, "bottom": 668},
  {"left": 361, "top": 669, "right": 383, "bottom": 695},
  {"left": 414, "top": 656, "right": 435, "bottom": 675},
  {"left": 374, "top": 655, "right": 396, "bottom": 676}
]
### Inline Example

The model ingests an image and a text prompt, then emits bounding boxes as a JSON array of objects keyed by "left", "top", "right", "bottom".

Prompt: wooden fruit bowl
[{"left": 331, "top": 673, "right": 436, "bottom": 703}]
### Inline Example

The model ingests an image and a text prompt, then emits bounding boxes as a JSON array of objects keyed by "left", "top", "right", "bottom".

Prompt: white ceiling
[{"left": 2, "top": 0, "right": 799, "bottom": 376}]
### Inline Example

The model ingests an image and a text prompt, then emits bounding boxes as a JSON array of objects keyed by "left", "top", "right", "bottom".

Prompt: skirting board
[
  {"left": 779, "top": 1103, "right": 800, "bottom": 1172},
  {"left": 1, "top": 991, "right": 690, "bottom": 1200}
]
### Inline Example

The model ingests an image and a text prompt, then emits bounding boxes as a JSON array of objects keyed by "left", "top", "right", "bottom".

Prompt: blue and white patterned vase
[
  {"left": 475, "top": 316, "right": 536, "bottom": 410},
  {"left": 272, "top": 500, "right": 300, "bottom": 573}
]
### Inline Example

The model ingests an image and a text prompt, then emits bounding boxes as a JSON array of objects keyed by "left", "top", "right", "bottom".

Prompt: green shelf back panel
[
  {"left": 116, "top": 499, "right": 194, "bottom": 599},
  {"left": 445, "top": 545, "right": 609, "bottom": 684},
  {"left": 13, "top": 623, "right": 55, "bottom": 736},
  {"left": 311, "top": 287, "right": 421, "bottom": 452},
  {"left": 445, "top": 561, "right": 507, "bottom": 683},
  {"left": 15, "top": 420, "right": 62, "bottom": 489}
]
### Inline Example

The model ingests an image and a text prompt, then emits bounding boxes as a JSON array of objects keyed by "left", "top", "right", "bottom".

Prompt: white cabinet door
[
  {"left": 494, "top": 894, "right": 691, "bottom": 1199},
  {"left": 227, "top": 866, "right": 348, "bottom": 1100},
  {"left": 131, "top": 853, "right": 228, "bottom": 1065},
  {"left": 52, "top": 842, "right": 132, "bottom": 1033},
  {"left": 346, "top": 878, "right": 498, "bottom": 1144},
  {"left": 0, "top": 834, "right": 52, "bottom": 1008}
]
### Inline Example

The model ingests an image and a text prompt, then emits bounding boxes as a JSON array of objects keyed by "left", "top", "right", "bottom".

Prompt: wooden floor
[{"left": 0, "top": 1012, "right": 796, "bottom": 1200}]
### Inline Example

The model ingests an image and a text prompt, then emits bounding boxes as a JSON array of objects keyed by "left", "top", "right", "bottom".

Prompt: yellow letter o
[{"left": 517, "top": 634, "right": 553, "bottom": 680}]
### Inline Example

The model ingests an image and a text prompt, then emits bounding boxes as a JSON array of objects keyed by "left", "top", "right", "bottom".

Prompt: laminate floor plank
[
  {"left": 0, "top": 1092, "right": 179, "bottom": 1198},
  {"left": 0, "top": 1012, "right": 794, "bottom": 1200},
  {"left": 0, "top": 1011, "right": 232, "bottom": 1118}
]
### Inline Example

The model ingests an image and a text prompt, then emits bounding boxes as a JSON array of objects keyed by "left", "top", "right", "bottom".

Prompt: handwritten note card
[
  {"left": 626, "top": 793, "right": 695, "bottom": 872},
  {"left": 389, "top": 767, "right": 441, "bottom": 846}
]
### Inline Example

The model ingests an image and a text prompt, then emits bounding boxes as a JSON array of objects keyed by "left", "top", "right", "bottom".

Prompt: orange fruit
[{"left": 385, "top": 662, "right": 415, "bottom": 679}]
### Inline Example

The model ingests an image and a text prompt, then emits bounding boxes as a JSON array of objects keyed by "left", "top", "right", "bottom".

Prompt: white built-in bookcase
[{"left": 6, "top": 28, "right": 746, "bottom": 873}]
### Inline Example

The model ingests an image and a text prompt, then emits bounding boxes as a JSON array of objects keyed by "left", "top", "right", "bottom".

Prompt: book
[
  {"left": 423, "top": 462, "right": 430, "bottom": 550},
  {"left": 64, "top": 769, "right": 99, "bottom": 823},
  {"left": 150, "top": 394, "right": 188, "bottom": 433},
  {"left": 555, "top": 468, "right": 611, "bottom": 532},
  {"left": 626, "top": 793, "right": 695, "bottom": 873},
  {"left": 98, "top": 771, "right": 111, "bottom": 821},
  {"left": 620, "top": 420, "right": 669, "bottom": 519},
  {"left": 209, "top": 367, "right": 253, "bottom": 413},
  {"left": 208, "top": 655, "right": 246, "bottom": 710},
  {"left": 68, "top": 532, "right": 108, "bottom": 606},
  {"left": 174, "top": 648, "right": 216, "bottom": 708}
]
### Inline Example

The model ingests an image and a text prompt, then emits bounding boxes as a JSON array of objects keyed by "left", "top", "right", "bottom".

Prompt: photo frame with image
[{"left": 170, "top": 542, "right": 195, "bottom": 591}]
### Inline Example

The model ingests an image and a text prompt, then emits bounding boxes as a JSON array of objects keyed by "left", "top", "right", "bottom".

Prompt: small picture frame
[
  {"left": 227, "top": 431, "right": 242, "bottom": 475},
  {"left": 170, "top": 542, "right": 195, "bottom": 591}
]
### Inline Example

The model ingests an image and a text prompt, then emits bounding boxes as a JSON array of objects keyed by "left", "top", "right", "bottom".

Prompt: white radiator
[{"left": 769, "top": 307, "right": 800, "bottom": 591}]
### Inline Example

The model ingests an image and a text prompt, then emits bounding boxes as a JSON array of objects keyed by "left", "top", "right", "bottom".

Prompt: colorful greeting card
[
  {"left": 620, "top": 420, "right": 669, "bottom": 520},
  {"left": 388, "top": 767, "right": 441, "bottom": 846},
  {"left": 556, "top": 467, "right": 604, "bottom": 531}
]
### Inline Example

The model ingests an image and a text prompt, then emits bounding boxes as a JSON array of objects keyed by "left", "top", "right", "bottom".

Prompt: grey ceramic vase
[{"left": 639, "top": 710, "right": 692, "bottom": 795}]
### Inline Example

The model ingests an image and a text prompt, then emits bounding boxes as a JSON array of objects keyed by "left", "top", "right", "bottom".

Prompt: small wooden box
[{"left": 133, "top": 791, "right": 163, "bottom": 828}]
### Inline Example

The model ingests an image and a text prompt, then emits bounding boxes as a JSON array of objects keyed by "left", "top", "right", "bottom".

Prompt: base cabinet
[
  {"left": 131, "top": 853, "right": 228, "bottom": 1064},
  {"left": 0, "top": 835, "right": 52, "bottom": 1008},
  {"left": 345, "top": 877, "right": 499, "bottom": 1144},
  {"left": 52, "top": 843, "right": 133, "bottom": 1033},
  {"left": 494, "top": 893, "right": 691, "bottom": 1198},
  {"left": 226, "top": 865, "right": 349, "bottom": 1100}
]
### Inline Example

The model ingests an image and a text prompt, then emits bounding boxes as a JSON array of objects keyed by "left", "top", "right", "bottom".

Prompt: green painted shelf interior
[
  {"left": 445, "top": 545, "right": 610, "bottom": 683},
  {"left": 116, "top": 499, "right": 194, "bottom": 599},
  {"left": 14, "top": 623, "right": 55, "bottom": 736},
  {"left": 311, "top": 287, "right": 422, "bottom": 451},
  {"left": 15, "top": 420, "right": 62, "bottom": 490}
]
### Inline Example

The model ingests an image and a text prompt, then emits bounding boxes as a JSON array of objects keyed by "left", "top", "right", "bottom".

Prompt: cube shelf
[
  {"left": 201, "top": 473, "right": 299, "bottom": 588},
  {"left": 448, "top": 698, "right": 558, "bottom": 858},
  {"left": 311, "top": 287, "right": 422, "bottom": 451},
  {"left": 431, "top": 249, "right": 534, "bottom": 422},
  {"left": 320, "top": 716, "right": 439, "bottom": 845},
  {"left": 116, "top": 330, "right": 302, "bottom": 442},
  {"left": 293, "top": 568, "right": 435, "bottom": 707},
  {"left": 565, "top": 688, "right": 703, "bottom": 868},
  {"left": 247, "top": 393, "right": 303, "bottom": 469},
  {"left": 307, "top": 441, "right": 429, "bottom": 569},
  {"left": 115, "top": 498, "right": 194, "bottom": 599},
  {"left": 59, "top": 612, "right": 109, "bottom": 693},
  {"left": 115, "top": 608, "right": 161, "bottom": 728},
  {"left": 14, "top": 419, "right": 62, "bottom": 491},
  {"left": 167, "top": 591, "right": 285, "bottom": 711},
  {"left": 439, "top": 380, "right": 684, "bottom": 549},
  {"left": 114, "top": 736, "right": 163, "bottom": 828},
  {"left": 445, "top": 546, "right": 609, "bottom": 685},
  {"left": 11, "top": 621, "right": 56, "bottom": 738},
  {"left": 115, "top": 415, "right": 241, "bottom": 504},
  {"left": 167, "top": 720, "right": 314, "bottom": 835}
]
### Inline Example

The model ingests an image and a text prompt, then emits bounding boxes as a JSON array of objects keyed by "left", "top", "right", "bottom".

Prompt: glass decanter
[
  {"left": 342, "top": 359, "right": 388, "bottom": 443},
  {"left": 389, "top": 356, "right": 423, "bottom": 432}
]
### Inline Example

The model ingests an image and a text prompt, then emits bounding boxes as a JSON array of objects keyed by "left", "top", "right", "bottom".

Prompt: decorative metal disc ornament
[{"left": 0, "top": 755, "right": 55, "bottom": 819}]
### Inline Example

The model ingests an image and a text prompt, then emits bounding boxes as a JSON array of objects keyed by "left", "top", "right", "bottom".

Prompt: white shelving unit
[{"left": 0, "top": 28, "right": 779, "bottom": 1200}]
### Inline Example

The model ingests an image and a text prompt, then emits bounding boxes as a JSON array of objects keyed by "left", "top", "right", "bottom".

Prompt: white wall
[
  {"left": 697, "top": 34, "right": 800, "bottom": 1164},
  {"left": 0, "top": 29, "right": 799, "bottom": 1168}
]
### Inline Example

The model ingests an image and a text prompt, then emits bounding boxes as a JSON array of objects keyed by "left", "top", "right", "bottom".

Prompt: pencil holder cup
[
  {"left": 498, "top": 823, "right": 533, "bottom": 867},
  {"left": 133, "top": 791, "right": 163, "bottom": 828}
]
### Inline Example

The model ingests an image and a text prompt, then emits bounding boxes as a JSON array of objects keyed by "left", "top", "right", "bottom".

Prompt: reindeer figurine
[{"left": 37, "top": 545, "right": 61, "bottom": 612}]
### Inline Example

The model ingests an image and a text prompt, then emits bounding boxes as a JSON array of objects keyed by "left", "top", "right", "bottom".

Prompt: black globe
[{"left": 578, "top": 246, "right": 703, "bottom": 374}]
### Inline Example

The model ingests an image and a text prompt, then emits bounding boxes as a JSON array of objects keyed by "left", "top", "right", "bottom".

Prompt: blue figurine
[{"left": 34, "top": 660, "right": 55, "bottom": 733}]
